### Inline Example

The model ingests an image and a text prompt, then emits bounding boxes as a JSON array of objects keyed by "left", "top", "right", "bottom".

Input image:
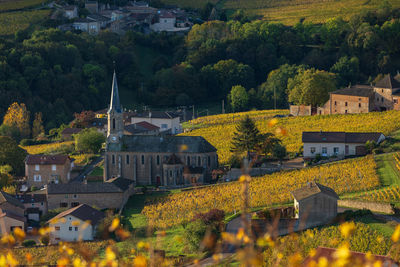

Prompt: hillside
[
  {"left": 0, "top": 0, "right": 46, "bottom": 11},
  {"left": 181, "top": 110, "right": 400, "bottom": 163},
  {"left": 162, "top": 0, "right": 400, "bottom": 24}
]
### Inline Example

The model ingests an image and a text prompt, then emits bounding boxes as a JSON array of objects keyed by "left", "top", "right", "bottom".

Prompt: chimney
[{"left": 149, "top": 111, "right": 152, "bottom": 118}]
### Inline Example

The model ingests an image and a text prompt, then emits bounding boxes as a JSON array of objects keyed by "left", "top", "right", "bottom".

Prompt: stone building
[
  {"left": 46, "top": 177, "right": 134, "bottom": 210},
  {"left": 16, "top": 193, "right": 48, "bottom": 221},
  {"left": 291, "top": 182, "right": 338, "bottom": 225},
  {"left": 0, "top": 191, "right": 26, "bottom": 234},
  {"left": 328, "top": 85, "right": 375, "bottom": 114},
  {"left": 104, "top": 71, "right": 218, "bottom": 186},
  {"left": 25, "top": 155, "right": 75, "bottom": 187}
]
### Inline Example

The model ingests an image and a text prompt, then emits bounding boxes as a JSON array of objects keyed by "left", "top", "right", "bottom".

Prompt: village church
[{"left": 103, "top": 72, "right": 218, "bottom": 186}]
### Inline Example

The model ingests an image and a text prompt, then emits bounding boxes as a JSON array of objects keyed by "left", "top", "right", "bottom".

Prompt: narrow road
[{"left": 70, "top": 154, "right": 104, "bottom": 183}]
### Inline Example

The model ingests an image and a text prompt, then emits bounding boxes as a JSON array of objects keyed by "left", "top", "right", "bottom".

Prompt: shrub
[
  {"left": 74, "top": 128, "right": 105, "bottom": 153},
  {"left": 194, "top": 209, "right": 225, "bottom": 225},
  {"left": 183, "top": 220, "right": 208, "bottom": 251},
  {"left": 228, "top": 154, "right": 241, "bottom": 168},
  {"left": 40, "top": 235, "right": 49, "bottom": 245},
  {"left": 22, "top": 239, "right": 36, "bottom": 247}
]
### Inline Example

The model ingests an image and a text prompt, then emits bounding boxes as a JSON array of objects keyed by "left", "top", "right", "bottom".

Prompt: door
[{"left": 156, "top": 176, "right": 161, "bottom": 186}]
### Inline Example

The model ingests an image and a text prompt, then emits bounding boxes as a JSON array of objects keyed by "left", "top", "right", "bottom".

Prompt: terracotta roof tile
[
  {"left": 26, "top": 154, "right": 70, "bottom": 165},
  {"left": 48, "top": 204, "right": 104, "bottom": 225}
]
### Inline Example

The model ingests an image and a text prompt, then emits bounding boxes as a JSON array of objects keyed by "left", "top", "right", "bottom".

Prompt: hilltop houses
[{"left": 0, "top": 192, "right": 26, "bottom": 235}]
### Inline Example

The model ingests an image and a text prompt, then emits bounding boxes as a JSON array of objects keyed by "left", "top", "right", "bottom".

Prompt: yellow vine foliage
[
  {"left": 182, "top": 110, "right": 400, "bottom": 164},
  {"left": 142, "top": 156, "right": 380, "bottom": 228},
  {"left": 21, "top": 141, "right": 74, "bottom": 155}
]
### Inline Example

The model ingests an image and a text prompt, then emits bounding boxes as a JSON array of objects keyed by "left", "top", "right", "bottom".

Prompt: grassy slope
[{"left": 375, "top": 153, "right": 400, "bottom": 187}]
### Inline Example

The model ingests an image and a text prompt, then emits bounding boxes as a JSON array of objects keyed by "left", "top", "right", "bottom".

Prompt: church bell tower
[{"left": 107, "top": 70, "right": 123, "bottom": 143}]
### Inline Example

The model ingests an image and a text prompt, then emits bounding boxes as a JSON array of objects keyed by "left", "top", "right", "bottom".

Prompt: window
[
  {"left": 161, "top": 124, "right": 168, "bottom": 129},
  {"left": 157, "top": 155, "right": 160, "bottom": 165},
  {"left": 60, "top": 202, "right": 68, "bottom": 208},
  {"left": 382, "top": 89, "right": 384, "bottom": 93},
  {"left": 55, "top": 226, "right": 60, "bottom": 231},
  {"left": 112, "top": 155, "right": 115, "bottom": 165},
  {"left": 69, "top": 227, "right": 72, "bottom": 231},
  {"left": 126, "top": 155, "right": 130, "bottom": 165},
  {"left": 208, "top": 156, "right": 211, "bottom": 167},
  {"left": 65, "top": 195, "right": 68, "bottom": 199},
  {"left": 35, "top": 165, "right": 40, "bottom": 171},
  {"left": 71, "top": 202, "right": 79, "bottom": 207},
  {"left": 358, "top": 103, "right": 361, "bottom": 108},
  {"left": 322, "top": 147, "right": 327, "bottom": 154},
  {"left": 345, "top": 110, "right": 348, "bottom": 114},
  {"left": 334, "top": 101, "right": 337, "bottom": 106},
  {"left": 395, "top": 99, "right": 399, "bottom": 104},
  {"left": 41, "top": 202, "right": 44, "bottom": 206},
  {"left": 73, "top": 194, "right": 77, "bottom": 199},
  {"left": 333, "top": 147, "right": 339, "bottom": 154},
  {"left": 75, "top": 227, "right": 78, "bottom": 231},
  {"left": 169, "top": 170, "right": 172, "bottom": 177},
  {"left": 345, "top": 102, "right": 348, "bottom": 107},
  {"left": 141, "top": 155, "right": 145, "bottom": 165},
  {"left": 198, "top": 156, "right": 201, "bottom": 166},
  {"left": 187, "top": 156, "right": 190, "bottom": 166},
  {"left": 359, "top": 98, "right": 361, "bottom": 101},
  {"left": 34, "top": 175, "right": 41, "bottom": 182},
  {"left": 382, "top": 97, "right": 384, "bottom": 102},
  {"left": 310, "top": 147, "right": 316, "bottom": 154},
  {"left": 52, "top": 165, "right": 56, "bottom": 171},
  {"left": 112, "top": 118, "right": 115, "bottom": 129}
]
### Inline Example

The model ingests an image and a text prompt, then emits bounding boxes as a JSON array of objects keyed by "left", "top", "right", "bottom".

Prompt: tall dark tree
[{"left": 230, "top": 116, "right": 261, "bottom": 159}]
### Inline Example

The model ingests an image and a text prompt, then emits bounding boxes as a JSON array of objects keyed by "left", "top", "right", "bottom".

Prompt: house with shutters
[
  {"left": 25, "top": 155, "right": 75, "bottom": 187},
  {"left": 104, "top": 71, "right": 218, "bottom": 186},
  {"left": 302, "top": 131, "right": 385, "bottom": 159},
  {"left": 48, "top": 204, "right": 104, "bottom": 244}
]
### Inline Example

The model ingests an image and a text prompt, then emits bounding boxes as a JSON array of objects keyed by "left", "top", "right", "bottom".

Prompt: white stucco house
[
  {"left": 128, "top": 111, "right": 182, "bottom": 134},
  {"left": 48, "top": 204, "right": 104, "bottom": 244},
  {"left": 302, "top": 131, "right": 385, "bottom": 159}
]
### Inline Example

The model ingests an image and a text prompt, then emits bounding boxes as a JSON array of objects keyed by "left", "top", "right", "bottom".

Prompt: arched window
[
  {"left": 187, "top": 156, "right": 190, "bottom": 166},
  {"left": 112, "top": 118, "right": 116, "bottom": 129}
]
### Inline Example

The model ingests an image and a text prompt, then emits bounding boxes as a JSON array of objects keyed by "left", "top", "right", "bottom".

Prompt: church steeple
[
  {"left": 108, "top": 70, "right": 122, "bottom": 113},
  {"left": 107, "top": 70, "right": 123, "bottom": 139}
]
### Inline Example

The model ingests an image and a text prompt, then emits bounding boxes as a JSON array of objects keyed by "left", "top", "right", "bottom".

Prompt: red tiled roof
[
  {"left": 26, "top": 154, "right": 70, "bottom": 165},
  {"left": 302, "top": 247, "right": 397, "bottom": 266},
  {"left": 135, "top": 121, "right": 160, "bottom": 131}
]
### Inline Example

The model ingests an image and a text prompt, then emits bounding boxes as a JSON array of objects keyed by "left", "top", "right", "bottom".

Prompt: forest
[{"left": 1, "top": 2, "right": 400, "bottom": 130}]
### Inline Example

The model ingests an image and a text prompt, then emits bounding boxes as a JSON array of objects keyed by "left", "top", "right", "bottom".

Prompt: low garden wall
[{"left": 338, "top": 199, "right": 394, "bottom": 214}]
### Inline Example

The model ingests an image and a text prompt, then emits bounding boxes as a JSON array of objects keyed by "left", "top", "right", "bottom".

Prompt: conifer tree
[{"left": 230, "top": 115, "right": 261, "bottom": 159}]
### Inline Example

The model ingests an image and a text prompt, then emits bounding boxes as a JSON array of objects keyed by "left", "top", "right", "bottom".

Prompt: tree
[
  {"left": 229, "top": 85, "right": 249, "bottom": 112},
  {"left": 330, "top": 56, "right": 360, "bottom": 88},
  {"left": 74, "top": 128, "right": 105, "bottom": 153},
  {"left": 0, "top": 136, "right": 27, "bottom": 176},
  {"left": 0, "top": 124, "right": 21, "bottom": 141},
  {"left": 230, "top": 116, "right": 261, "bottom": 159},
  {"left": 0, "top": 165, "right": 13, "bottom": 188},
  {"left": 273, "top": 143, "right": 287, "bottom": 165},
  {"left": 288, "top": 69, "right": 337, "bottom": 107},
  {"left": 255, "top": 133, "right": 282, "bottom": 158},
  {"left": 259, "top": 64, "right": 305, "bottom": 109},
  {"left": 3, "top": 102, "right": 31, "bottom": 139},
  {"left": 32, "top": 112, "right": 45, "bottom": 139},
  {"left": 72, "top": 110, "right": 95, "bottom": 128}
]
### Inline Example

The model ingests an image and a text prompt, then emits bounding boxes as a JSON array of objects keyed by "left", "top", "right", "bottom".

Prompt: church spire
[{"left": 108, "top": 70, "right": 122, "bottom": 113}]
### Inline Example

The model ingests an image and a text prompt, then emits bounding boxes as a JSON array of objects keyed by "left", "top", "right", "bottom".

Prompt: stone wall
[
  {"left": 330, "top": 94, "right": 371, "bottom": 114},
  {"left": 338, "top": 199, "right": 394, "bottom": 214}
]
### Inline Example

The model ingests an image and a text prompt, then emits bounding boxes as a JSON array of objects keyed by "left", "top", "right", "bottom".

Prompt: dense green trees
[
  {"left": 288, "top": 69, "right": 337, "bottom": 107},
  {"left": 229, "top": 85, "right": 249, "bottom": 112},
  {"left": 74, "top": 128, "right": 105, "bottom": 153},
  {"left": 0, "top": 136, "right": 27, "bottom": 176}
]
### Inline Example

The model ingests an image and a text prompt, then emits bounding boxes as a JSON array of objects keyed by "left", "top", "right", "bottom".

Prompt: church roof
[
  {"left": 375, "top": 74, "right": 400, "bottom": 89},
  {"left": 108, "top": 71, "right": 122, "bottom": 113},
  {"left": 107, "top": 135, "right": 217, "bottom": 153}
]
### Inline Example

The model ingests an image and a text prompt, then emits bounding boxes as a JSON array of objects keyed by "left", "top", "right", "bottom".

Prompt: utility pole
[
  {"left": 222, "top": 99, "right": 225, "bottom": 114},
  {"left": 192, "top": 105, "right": 195, "bottom": 120}
]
